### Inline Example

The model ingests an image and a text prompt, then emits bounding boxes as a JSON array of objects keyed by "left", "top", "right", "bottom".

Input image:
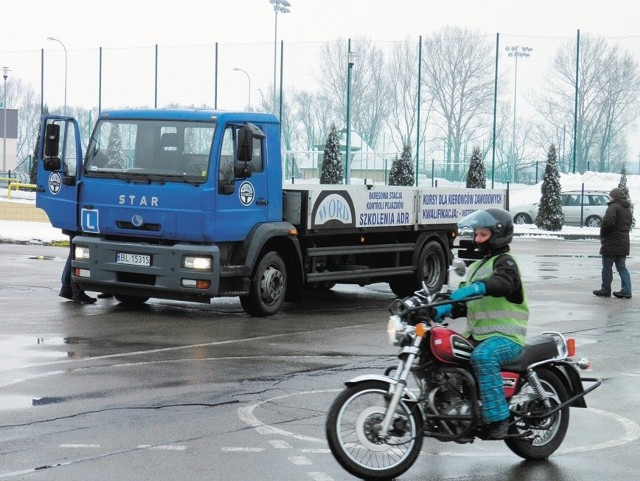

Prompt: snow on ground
[{"left": 1, "top": 172, "right": 638, "bottom": 244}]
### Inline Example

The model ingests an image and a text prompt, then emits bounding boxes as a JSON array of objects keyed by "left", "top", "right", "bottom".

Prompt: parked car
[{"left": 510, "top": 190, "right": 610, "bottom": 227}]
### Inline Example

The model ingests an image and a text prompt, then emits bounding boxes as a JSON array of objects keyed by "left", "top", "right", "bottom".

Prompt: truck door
[
  {"left": 35, "top": 116, "right": 84, "bottom": 232},
  {"left": 215, "top": 124, "right": 269, "bottom": 241}
]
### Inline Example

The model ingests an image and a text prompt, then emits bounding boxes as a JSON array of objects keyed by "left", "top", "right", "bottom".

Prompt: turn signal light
[
  {"left": 415, "top": 323, "right": 427, "bottom": 337},
  {"left": 566, "top": 337, "right": 576, "bottom": 357}
]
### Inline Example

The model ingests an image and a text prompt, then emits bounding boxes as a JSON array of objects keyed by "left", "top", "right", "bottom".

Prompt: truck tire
[
  {"left": 389, "top": 240, "right": 446, "bottom": 297},
  {"left": 114, "top": 295, "right": 149, "bottom": 306},
  {"left": 240, "top": 251, "right": 287, "bottom": 316}
]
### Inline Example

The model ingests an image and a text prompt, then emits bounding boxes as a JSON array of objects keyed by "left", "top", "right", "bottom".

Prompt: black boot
[
  {"left": 485, "top": 419, "right": 510, "bottom": 439},
  {"left": 72, "top": 292, "right": 97, "bottom": 304},
  {"left": 592, "top": 289, "right": 611, "bottom": 297}
]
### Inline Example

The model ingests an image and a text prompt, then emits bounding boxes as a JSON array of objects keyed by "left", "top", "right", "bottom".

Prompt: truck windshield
[{"left": 84, "top": 119, "right": 215, "bottom": 183}]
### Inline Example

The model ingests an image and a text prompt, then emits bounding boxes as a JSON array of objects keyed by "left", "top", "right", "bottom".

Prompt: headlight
[
  {"left": 387, "top": 315, "right": 407, "bottom": 346},
  {"left": 75, "top": 246, "right": 90, "bottom": 260},
  {"left": 183, "top": 256, "right": 212, "bottom": 270}
]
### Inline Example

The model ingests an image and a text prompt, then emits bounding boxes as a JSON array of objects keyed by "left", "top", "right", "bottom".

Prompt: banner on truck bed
[
  {"left": 305, "top": 187, "right": 506, "bottom": 230},
  {"left": 417, "top": 189, "right": 505, "bottom": 225}
]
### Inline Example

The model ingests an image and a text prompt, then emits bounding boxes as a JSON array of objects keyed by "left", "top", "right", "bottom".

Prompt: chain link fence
[{"left": 2, "top": 31, "right": 640, "bottom": 186}]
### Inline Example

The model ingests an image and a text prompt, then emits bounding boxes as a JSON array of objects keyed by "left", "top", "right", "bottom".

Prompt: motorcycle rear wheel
[
  {"left": 325, "top": 380, "right": 424, "bottom": 480},
  {"left": 505, "top": 369, "right": 570, "bottom": 460}
]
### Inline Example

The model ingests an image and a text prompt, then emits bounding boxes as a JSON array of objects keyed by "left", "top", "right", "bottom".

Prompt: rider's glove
[
  {"left": 450, "top": 282, "right": 486, "bottom": 301},
  {"left": 433, "top": 304, "right": 452, "bottom": 322}
]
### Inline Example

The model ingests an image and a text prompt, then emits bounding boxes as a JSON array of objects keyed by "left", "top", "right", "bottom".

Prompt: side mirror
[
  {"left": 237, "top": 123, "right": 265, "bottom": 162},
  {"left": 43, "top": 123, "right": 61, "bottom": 171},
  {"left": 44, "top": 123, "right": 60, "bottom": 157},
  {"left": 220, "top": 183, "right": 235, "bottom": 194},
  {"left": 450, "top": 259, "right": 467, "bottom": 277},
  {"left": 234, "top": 162, "right": 252, "bottom": 179},
  {"left": 237, "top": 126, "right": 253, "bottom": 162}
]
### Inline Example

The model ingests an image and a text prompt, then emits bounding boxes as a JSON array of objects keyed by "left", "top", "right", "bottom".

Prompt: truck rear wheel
[
  {"left": 389, "top": 240, "right": 446, "bottom": 297},
  {"left": 240, "top": 251, "right": 287, "bottom": 317}
]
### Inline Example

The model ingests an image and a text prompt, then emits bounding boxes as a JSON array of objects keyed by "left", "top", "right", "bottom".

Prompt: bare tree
[
  {"left": 291, "top": 89, "right": 337, "bottom": 151},
  {"left": 422, "top": 27, "right": 495, "bottom": 178},
  {"left": 317, "top": 37, "right": 392, "bottom": 149},
  {"left": 385, "top": 38, "right": 433, "bottom": 153},
  {"left": 538, "top": 34, "right": 640, "bottom": 173}
]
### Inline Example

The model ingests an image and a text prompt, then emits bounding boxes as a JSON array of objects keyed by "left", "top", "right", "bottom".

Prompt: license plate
[{"left": 116, "top": 252, "right": 151, "bottom": 266}]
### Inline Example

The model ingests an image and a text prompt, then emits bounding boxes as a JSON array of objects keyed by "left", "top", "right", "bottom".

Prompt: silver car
[{"left": 511, "top": 190, "right": 609, "bottom": 227}]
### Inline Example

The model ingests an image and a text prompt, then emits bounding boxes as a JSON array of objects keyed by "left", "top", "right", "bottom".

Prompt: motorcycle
[{"left": 325, "top": 260, "right": 601, "bottom": 480}]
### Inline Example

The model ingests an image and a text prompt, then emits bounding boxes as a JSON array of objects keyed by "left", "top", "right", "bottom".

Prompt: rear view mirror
[
  {"left": 43, "top": 123, "right": 61, "bottom": 171},
  {"left": 44, "top": 123, "right": 60, "bottom": 157},
  {"left": 237, "top": 126, "right": 253, "bottom": 162},
  {"left": 450, "top": 259, "right": 467, "bottom": 277}
]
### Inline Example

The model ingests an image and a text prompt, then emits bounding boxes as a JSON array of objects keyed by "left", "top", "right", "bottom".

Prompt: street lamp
[
  {"left": 269, "top": 0, "right": 291, "bottom": 114},
  {"left": 233, "top": 67, "right": 251, "bottom": 109},
  {"left": 2, "top": 66, "right": 9, "bottom": 173},
  {"left": 505, "top": 45, "right": 533, "bottom": 182},
  {"left": 47, "top": 36, "right": 68, "bottom": 115}
]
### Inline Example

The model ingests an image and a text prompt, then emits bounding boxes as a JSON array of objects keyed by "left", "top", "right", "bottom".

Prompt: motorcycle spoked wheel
[
  {"left": 325, "top": 381, "right": 424, "bottom": 481},
  {"left": 505, "top": 369, "right": 570, "bottom": 460}
]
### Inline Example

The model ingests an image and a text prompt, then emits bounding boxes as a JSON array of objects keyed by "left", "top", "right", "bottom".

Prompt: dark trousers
[{"left": 601, "top": 255, "right": 632, "bottom": 295}]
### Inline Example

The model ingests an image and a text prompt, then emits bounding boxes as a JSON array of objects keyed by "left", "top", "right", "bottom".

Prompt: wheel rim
[
  {"left": 422, "top": 250, "right": 442, "bottom": 289},
  {"left": 336, "top": 388, "right": 417, "bottom": 471},
  {"left": 259, "top": 265, "right": 284, "bottom": 305},
  {"left": 514, "top": 379, "right": 563, "bottom": 446}
]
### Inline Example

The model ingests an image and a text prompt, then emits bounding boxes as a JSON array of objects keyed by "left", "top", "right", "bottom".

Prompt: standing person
[
  {"left": 59, "top": 233, "right": 96, "bottom": 304},
  {"left": 593, "top": 187, "right": 633, "bottom": 298},
  {"left": 434, "top": 208, "right": 528, "bottom": 439}
]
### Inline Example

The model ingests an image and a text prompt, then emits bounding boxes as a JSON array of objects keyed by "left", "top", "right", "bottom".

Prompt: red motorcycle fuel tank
[{"left": 430, "top": 326, "right": 474, "bottom": 364}]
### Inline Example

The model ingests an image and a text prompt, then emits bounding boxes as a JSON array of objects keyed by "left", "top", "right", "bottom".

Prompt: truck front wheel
[
  {"left": 240, "top": 251, "right": 287, "bottom": 317},
  {"left": 389, "top": 240, "right": 446, "bottom": 297}
]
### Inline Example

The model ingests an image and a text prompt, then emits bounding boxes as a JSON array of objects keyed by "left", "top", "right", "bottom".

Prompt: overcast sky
[{"left": 2, "top": 0, "right": 638, "bottom": 52}]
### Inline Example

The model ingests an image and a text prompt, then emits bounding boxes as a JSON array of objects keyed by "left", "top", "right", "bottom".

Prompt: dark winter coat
[{"left": 599, "top": 187, "right": 632, "bottom": 256}]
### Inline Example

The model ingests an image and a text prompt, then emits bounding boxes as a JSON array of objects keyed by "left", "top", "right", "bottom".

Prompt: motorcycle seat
[{"left": 501, "top": 335, "right": 559, "bottom": 371}]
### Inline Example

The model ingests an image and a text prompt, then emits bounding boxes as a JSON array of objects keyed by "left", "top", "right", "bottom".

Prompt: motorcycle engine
[{"left": 426, "top": 370, "right": 473, "bottom": 436}]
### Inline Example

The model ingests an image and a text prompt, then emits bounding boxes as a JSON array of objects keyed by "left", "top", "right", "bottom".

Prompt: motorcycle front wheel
[
  {"left": 505, "top": 368, "right": 570, "bottom": 460},
  {"left": 325, "top": 381, "right": 424, "bottom": 481}
]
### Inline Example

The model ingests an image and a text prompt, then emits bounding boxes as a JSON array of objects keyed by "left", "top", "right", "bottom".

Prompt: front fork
[{"left": 373, "top": 333, "right": 423, "bottom": 438}]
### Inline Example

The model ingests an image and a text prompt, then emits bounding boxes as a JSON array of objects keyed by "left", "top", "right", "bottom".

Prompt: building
[{"left": 0, "top": 108, "right": 18, "bottom": 173}]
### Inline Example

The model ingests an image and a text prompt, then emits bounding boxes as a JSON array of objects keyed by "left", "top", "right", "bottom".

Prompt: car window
[
  {"left": 563, "top": 194, "right": 581, "bottom": 206},
  {"left": 589, "top": 194, "right": 608, "bottom": 206}
]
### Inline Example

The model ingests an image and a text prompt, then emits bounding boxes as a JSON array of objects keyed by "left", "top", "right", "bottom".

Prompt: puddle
[{"left": 0, "top": 336, "right": 76, "bottom": 370}]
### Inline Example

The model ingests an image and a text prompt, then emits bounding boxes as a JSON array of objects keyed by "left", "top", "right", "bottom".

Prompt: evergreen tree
[
  {"left": 106, "top": 124, "right": 126, "bottom": 167},
  {"left": 320, "top": 123, "right": 343, "bottom": 184},
  {"left": 535, "top": 144, "right": 564, "bottom": 231},
  {"left": 465, "top": 146, "right": 486, "bottom": 188},
  {"left": 618, "top": 164, "right": 636, "bottom": 227},
  {"left": 388, "top": 144, "right": 414, "bottom": 186}
]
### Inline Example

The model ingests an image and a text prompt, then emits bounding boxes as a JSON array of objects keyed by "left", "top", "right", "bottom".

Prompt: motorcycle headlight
[{"left": 387, "top": 315, "right": 406, "bottom": 346}]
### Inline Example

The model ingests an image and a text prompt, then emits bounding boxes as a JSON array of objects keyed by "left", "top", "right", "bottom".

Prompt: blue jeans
[
  {"left": 601, "top": 255, "right": 632, "bottom": 295},
  {"left": 470, "top": 336, "right": 522, "bottom": 423}
]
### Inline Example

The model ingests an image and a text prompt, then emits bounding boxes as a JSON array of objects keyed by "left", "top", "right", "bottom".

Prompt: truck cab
[{"left": 37, "top": 110, "right": 301, "bottom": 315}]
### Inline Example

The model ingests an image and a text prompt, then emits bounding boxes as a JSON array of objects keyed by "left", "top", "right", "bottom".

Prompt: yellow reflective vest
[{"left": 462, "top": 254, "right": 528, "bottom": 346}]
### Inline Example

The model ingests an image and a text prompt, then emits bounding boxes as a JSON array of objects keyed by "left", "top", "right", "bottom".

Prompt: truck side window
[
  {"left": 63, "top": 122, "right": 78, "bottom": 176},
  {"left": 219, "top": 127, "right": 235, "bottom": 188},
  {"left": 250, "top": 137, "right": 264, "bottom": 173}
]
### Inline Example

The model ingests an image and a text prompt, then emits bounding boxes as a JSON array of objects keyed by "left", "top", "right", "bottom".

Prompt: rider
[{"left": 434, "top": 208, "right": 529, "bottom": 439}]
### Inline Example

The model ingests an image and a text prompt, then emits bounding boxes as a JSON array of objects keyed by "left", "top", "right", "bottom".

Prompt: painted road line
[{"left": 288, "top": 456, "right": 312, "bottom": 465}]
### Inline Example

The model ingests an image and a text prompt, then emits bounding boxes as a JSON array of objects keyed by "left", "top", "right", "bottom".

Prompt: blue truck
[{"left": 36, "top": 110, "right": 505, "bottom": 316}]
